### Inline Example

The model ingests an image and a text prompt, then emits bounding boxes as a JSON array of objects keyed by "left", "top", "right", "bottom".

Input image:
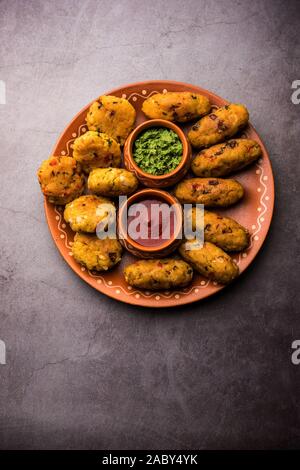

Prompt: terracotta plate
[{"left": 45, "top": 80, "right": 274, "bottom": 308}]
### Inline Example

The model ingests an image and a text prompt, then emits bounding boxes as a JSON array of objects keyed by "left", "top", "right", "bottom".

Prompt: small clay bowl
[
  {"left": 123, "top": 119, "right": 191, "bottom": 188},
  {"left": 118, "top": 188, "right": 183, "bottom": 259}
]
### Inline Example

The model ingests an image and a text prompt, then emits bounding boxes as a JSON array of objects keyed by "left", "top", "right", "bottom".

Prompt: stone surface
[{"left": 0, "top": 0, "right": 299, "bottom": 450}]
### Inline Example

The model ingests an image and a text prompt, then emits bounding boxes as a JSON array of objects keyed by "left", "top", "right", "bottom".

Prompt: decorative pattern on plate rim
[{"left": 53, "top": 89, "right": 269, "bottom": 301}]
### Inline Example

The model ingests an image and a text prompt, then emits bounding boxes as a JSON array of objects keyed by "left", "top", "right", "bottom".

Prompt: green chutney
[{"left": 133, "top": 127, "right": 183, "bottom": 176}]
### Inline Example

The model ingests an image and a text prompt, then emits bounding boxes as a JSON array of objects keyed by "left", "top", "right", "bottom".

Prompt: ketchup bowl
[
  {"left": 123, "top": 119, "right": 191, "bottom": 188},
  {"left": 118, "top": 188, "right": 183, "bottom": 259}
]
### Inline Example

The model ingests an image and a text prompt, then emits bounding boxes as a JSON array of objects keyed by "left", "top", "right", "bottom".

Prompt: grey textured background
[{"left": 0, "top": 0, "right": 299, "bottom": 450}]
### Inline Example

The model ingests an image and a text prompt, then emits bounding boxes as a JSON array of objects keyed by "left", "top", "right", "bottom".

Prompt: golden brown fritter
[
  {"left": 142, "top": 91, "right": 211, "bottom": 122},
  {"left": 86, "top": 95, "right": 136, "bottom": 145},
  {"left": 88, "top": 168, "right": 138, "bottom": 197},
  {"left": 64, "top": 194, "right": 115, "bottom": 233},
  {"left": 124, "top": 258, "right": 193, "bottom": 290},
  {"left": 37, "top": 156, "right": 85, "bottom": 205},
  {"left": 179, "top": 240, "right": 239, "bottom": 284},
  {"left": 191, "top": 138, "right": 262, "bottom": 177},
  {"left": 72, "top": 232, "right": 122, "bottom": 271},
  {"left": 188, "top": 104, "right": 249, "bottom": 149},
  {"left": 72, "top": 131, "right": 121, "bottom": 173},
  {"left": 188, "top": 208, "right": 250, "bottom": 252},
  {"left": 174, "top": 178, "right": 244, "bottom": 207}
]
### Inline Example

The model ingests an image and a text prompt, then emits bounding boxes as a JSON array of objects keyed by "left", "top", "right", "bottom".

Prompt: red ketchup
[{"left": 127, "top": 198, "right": 175, "bottom": 247}]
